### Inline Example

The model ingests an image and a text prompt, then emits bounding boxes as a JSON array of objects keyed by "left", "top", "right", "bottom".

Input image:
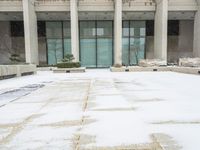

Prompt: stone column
[
  {"left": 70, "top": 0, "right": 79, "bottom": 62},
  {"left": 193, "top": 1, "right": 200, "bottom": 57},
  {"left": 154, "top": 0, "right": 168, "bottom": 64},
  {"left": 114, "top": 0, "right": 122, "bottom": 66},
  {"left": 22, "top": 0, "right": 39, "bottom": 65}
]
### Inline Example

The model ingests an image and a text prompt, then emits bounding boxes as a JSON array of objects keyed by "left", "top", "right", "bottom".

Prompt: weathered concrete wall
[
  {"left": 11, "top": 37, "right": 25, "bottom": 62},
  {"left": 168, "top": 20, "right": 194, "bottom": 63},
  {"left": 146, "top": 36, "right": 154, "bottom": 59},
  {"left": 0, "top": 64, "right": 36, "bottom": 78},
  {"left": 0, "top": 21, "right": 25, "bottom": 64},
  {"left": 0, "top": 21, "right": 12, "bottom": 64},
  {"left": 146, "top": 20, "right": 194, "bottom": 63}
]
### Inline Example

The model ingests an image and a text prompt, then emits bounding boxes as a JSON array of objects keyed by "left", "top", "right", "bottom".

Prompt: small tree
[
  {"left": 9, "top": 54, "right": 21, "bottom": 63},
  {"left": 62, "top": 54, "right": 75, "bottom": 63}
]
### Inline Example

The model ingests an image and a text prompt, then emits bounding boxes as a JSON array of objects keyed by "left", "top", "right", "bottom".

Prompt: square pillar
[
  {"left": 23, "top": 0, "right": 39, "bottom": 65},
  {"left": 154, "top": 0, "right": 168, "bottom": 64},
  {"left": 70, "top": 0, "right": 79, "bottom": 62},
  {"left": 114, "top": 0, "right": 122, "bottom": 66},
  {"left": 193, "top": 5, "right": 200, "bottom": 57}
]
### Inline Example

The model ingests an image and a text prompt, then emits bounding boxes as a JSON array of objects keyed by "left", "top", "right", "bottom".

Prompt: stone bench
[
  {"left": 0, "top": 64, "right": 36, "bottom": 80},
  {"left": 53, "top": 67, "right": 86, "bottom": 73}
]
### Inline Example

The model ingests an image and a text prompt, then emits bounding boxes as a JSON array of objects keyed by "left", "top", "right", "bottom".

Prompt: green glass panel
[
  {"left": 80, "top": 21, "right": 96, "bottom": 38},
  {"left": 97, "top": 39, "right": 113, "bottom": 67},
  {"left": 122, "top": 38, "right": 129, "bottom": 66},
  {"left": 63, "top": 21, "right": 71, "bottom": 38},
  {"left": 47, "top": 39, "right": 63, "bottom": 65},
  {"left": 130, "top": 21, "right": 146, "bottom": 37},
  {"left": 64, "top": 39, "right": 71, "bottom": 55},
  {"left": 97, "top": 21, "right": 112, "bottom": 38},
  {"left": 130, "top": 37, "right": 145, "bottom": 65},
  {"left": 80, "top": 39, "right": 96, "bottom": 67},
  {"left": 46, "top": 22, "right": 62, "bottom": 38},
  {"left": 80, "top": 21, "right": 96, "bottom": 67},
  {"left": 123, "top": 21, "right": 129, "bottom": 37},
  {"left": 97, "top": 21, "right": 113, "bottom": 67},
  {"left": 122, "top": 21, "right": 130, "bottom": 65}
]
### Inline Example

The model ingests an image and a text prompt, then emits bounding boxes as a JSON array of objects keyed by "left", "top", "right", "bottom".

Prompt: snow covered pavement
[{"left": 0, "top": 70, "right": 200, "bottom": 150}]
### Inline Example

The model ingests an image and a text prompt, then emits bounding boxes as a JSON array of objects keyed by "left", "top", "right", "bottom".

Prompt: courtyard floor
[{"left": 0, "top": 70, "right": 200, "bottom": 150}]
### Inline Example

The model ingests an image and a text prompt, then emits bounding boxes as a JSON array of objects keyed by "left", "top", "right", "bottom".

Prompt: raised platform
[
  {"left": 53, "top": 67, "right": 86, "bottom": 73},
  {"left": 110, "top": 66, "right": 200, "bottom": 75},
  {"left": 110, "top": 66, "right": 171, "bottom": 72},
  {"left": 0, "top": 64, "right": 37, "bottom": 80}
]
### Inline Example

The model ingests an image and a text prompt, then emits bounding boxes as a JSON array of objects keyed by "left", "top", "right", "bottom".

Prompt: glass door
[
  {"left": 63, "top": 21, "right": 71, "bottom": 56},
  {"left": 122, "top": 21, "right": 130, "bottom": 66},
  {"left": 46, "top": 21, "right": 71, "bottom": 65},
  {"left": 80, "top": 21, "right": 96, "bottom": 67},
  {"left": 97, "top": 21, "right": 113, "bottom": 67},
  {"left": 130, "top": 21, "right": 146, "bottom": 65},
  {"left": 79, "top": 21, "right": 113, "bottom": 68},
  {"left": 46, "top": 22, "right": 63, "bottom": 65},
  {"left": 122, "top": 21, "right": 146, "bottom": 65}
]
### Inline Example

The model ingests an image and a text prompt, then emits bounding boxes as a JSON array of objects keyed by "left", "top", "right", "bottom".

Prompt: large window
[
  {"left": 80, "top": 21, "right": 113, "bottom": 68},
  {"left": 122, "top": 21, "right": 146, "bottom": 65},
  {"left": 80, "top": 21, "right": 96, "bottom": 67},
  {"left": 46, "top": 21, "right": 71, "bottom": 65}
]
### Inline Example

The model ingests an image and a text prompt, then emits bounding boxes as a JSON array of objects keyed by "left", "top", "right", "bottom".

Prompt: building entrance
[{"left": 79, "top": 21, "right": 113, "bottom": 68}]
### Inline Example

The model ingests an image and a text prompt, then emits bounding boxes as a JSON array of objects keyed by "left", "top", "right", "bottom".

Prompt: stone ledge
[
  {"left": 0, "top": 64, "right": 36, "bottom": 80},
  {"left": 53, "top": 67, "right": 86, "bottom": 73},
  {"left": 111, "top": 66, "right": 172, "bottom": 72},
  {"left": 139, "top": 59, "right": 167, "bottom": 67},
  {"left": 110, "top": 66, "right": 200, "bottom": 75}
]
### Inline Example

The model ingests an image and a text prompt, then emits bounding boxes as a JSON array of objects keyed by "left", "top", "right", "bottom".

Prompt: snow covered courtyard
[{"left": 0, "top": 70, "right": 200, "bottom": 150}]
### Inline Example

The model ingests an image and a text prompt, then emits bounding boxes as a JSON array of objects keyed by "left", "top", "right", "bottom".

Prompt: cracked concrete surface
[{"left": 0, "top": 70, "right": 200, "bottom": 149}]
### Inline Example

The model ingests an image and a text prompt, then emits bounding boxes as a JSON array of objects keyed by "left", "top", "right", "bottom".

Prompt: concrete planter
[
  {"left": 53, "top": 67, "right": 86, "bottom": 73},
  {"left": 0, "top": 64, "right": 36, "bottom": 79}
]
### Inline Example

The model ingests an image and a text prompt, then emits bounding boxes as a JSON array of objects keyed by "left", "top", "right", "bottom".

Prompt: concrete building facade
[{"left": 0, "top": 0, "right": 199, "bottom": 67}]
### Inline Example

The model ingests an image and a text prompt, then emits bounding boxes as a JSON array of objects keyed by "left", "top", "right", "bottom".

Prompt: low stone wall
[
  {"left": 179, "top": 58, "right": 200, "bottom": 67},
  {"left": 111, "top": 66, "right": 171, "bottom": 72},
  {"left": 0, "top": 64, "right": 36, "bottom": 79},
  {"left": 110, "top": 66, "right": 200, "bottom": 75},
  {"left": 139, "top": 59, "right": 167, "bottom": 67}
]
